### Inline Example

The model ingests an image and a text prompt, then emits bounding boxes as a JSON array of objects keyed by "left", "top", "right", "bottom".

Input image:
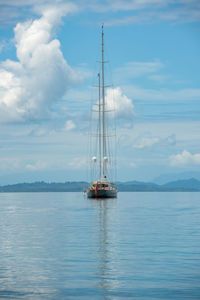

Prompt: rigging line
[
  {"left": 102, "top": 24, "right": 107, "bottom": 179},
  {"left": 98, "top": 72, "right": 102, "bottom": 179}
]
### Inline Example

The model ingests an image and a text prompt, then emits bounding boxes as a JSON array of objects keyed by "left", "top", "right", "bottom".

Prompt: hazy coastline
[{"left": 1, "top": 178, "right": 200, "bottom": 192}]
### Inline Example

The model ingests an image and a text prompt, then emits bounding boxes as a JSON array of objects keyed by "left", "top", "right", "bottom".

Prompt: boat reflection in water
[{"left": 91, "top": 198, "right": 120, "bottom": 295}]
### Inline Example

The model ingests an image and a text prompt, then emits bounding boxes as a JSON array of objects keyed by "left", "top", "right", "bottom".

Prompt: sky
[{"left": 0, "top": 0, "right": 200, "bottom": 184}]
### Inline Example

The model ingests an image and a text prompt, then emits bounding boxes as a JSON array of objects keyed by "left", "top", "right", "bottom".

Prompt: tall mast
[
  {"left": 102, "top": 24, "right": 107, "bottom": 178},
  {"left": 98, "top": 73, "right": 102, "bottom": 179}
]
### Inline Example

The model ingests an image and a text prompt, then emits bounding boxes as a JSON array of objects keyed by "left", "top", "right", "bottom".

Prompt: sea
[{"left": 0, "top": 192, "right": 200, "bottom": 299}]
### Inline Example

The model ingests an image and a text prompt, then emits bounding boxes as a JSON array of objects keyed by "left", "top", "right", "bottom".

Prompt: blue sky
[{"left": 0, "top": 0, "right": 200, "bottom": 184}]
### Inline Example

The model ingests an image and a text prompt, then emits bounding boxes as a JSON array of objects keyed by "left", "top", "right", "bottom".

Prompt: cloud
[
  {"left": 100, "top": 0, "right": 200, "bottom": 25},
  {"left": 133, "top": 134, "right": 176, "bottom": 149},
  {"left": 0, "top": 0, "right": 48, "bottom": 5},
  {"left": 76, "top": 0, "right": 170, "bottom": 13},
  {"left": 134, "top": 136, "right": 160, "bottom": 149},
  {"left": 0, "top": 4, "right": 80, "bottom": 123},
  {"left": 28, "top": 127, "right": 53, "bottom": 137},
  {"left": 130, "top": 161, "right": 137, "bottom": 168},
  {"left": 26, "top": 160, "right": 47, "bottom": 170},
  {"left": 124, "top": 85, "right": 200, "bottom": 101},
  {"left": 105, "top": 87, "right": 135, "bottom": 118},
  {"left": 68, "top": 157, "right": 87, "bottom": 169},
  {"left": 170, "top": 150, "right": 200, "bottom": 166},
  {"left": 105, "top": 12, "right": 155, "bottom": 26},
  {"left": 0, "top": 157, "right": 47, "bottom": 172},
  {"left": 0, "top": 158, "right": 21, "bottom": 172},
  {"left": 114, "top": 61, "right": 164, "bottom": 83},
  {"left": 106, "top": 0, "right": 167, "bottom": 11},
  {"left": 0, "top": 41, "right": 7, "bottom": 52},
  {"left": 64, "top": 120, "right": 76, "bottom": 131},
  {"left": 0, "top": 1, "right": 77, "bottom": 26},
  {"left": 148, "top": 74, "right": 168, "bottom": 83},
  {"left": 92, "top": 87, "right": 134, "bottom": 121},
  {"left": 1, "top": 0, "right": 200, "bottom": 28}
]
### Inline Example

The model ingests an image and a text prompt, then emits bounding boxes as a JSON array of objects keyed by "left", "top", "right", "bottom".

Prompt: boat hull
[{"left": 87, "top": 188, "right": 117, "bottom": 199}]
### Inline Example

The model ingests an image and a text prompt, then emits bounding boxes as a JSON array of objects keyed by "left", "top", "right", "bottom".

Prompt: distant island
[{"left": 0, "top": 178, "right": 200, "bottom": 192}]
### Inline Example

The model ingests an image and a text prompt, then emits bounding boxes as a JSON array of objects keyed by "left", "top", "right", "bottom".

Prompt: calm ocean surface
[{"left": 0, "top": 192, "right": 200, "bottom": 299}]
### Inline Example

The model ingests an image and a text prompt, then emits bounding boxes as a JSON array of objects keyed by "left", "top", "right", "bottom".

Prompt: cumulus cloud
[
  {"left": 64, "top": 120, "right": 76, "bottom": 131},
  {"left": 133, "top": 134, "right": 176, "bottom": 149},
  {"left": 170, "top": 150, "right": 200, "bottom": 166},
  {"left": 0, "top": 4, "right": 80, "bottom": 123},
  {"left": 105, "top": 87, "right": 135, "bottom": 118}
]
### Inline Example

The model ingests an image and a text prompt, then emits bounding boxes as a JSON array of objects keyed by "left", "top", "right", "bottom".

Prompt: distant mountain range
[
  {"left": 117, "top": 178, "right": 200, "bottom": 191},
  {"left": 154, "top": 171, "right": 200, "bottom": 184},
  {"left": 0, "top": 178, "right": 200, "bottom": 192}
]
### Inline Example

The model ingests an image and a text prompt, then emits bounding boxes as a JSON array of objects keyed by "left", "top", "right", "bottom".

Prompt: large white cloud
[
  {"left": 0, "top": 4, "right": 80, "bottom": 122},
  {"left": 92, "top": 87, "right": 134, "bottom": 121},
  {"left": 105, "top": 87, "right": 135, "bottom": 118},
  {"left": 170, "top": 150, "right": 200, "bottom": 166}
]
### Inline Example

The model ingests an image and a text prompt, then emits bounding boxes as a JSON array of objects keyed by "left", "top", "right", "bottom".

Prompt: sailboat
[{"left": 87, "top": 25, "right": 117, "bottom": 199}]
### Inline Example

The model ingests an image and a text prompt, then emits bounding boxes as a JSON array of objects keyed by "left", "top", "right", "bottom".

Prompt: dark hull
[{"left": 87, "top": 189, "right": 117, "bottom": 199}]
